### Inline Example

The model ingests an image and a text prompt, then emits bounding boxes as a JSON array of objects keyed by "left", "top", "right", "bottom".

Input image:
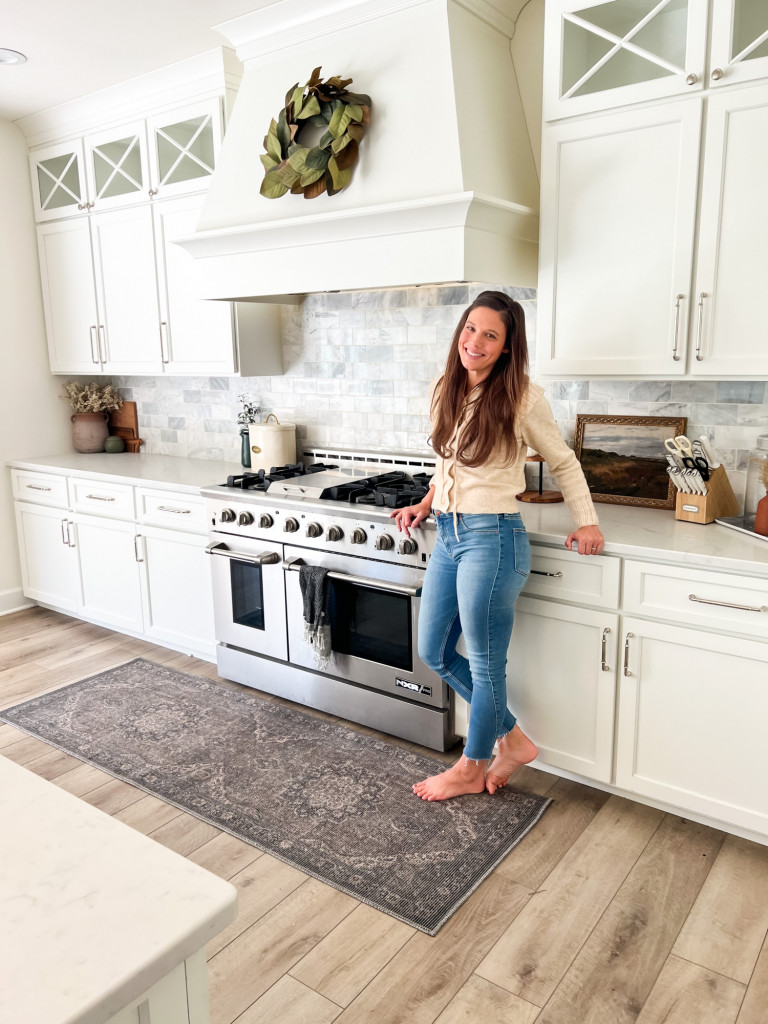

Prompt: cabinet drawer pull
[
  {"left": 672, "top": 293, "right": 683, "bottom": 361},
  {"left": 689, "top": 593, "right": 767, "bottom": 614},
  {"left": 26, "top": 484, "right": 52, "bottom": 492},
  {"left": 531, "top": 569, "right": 564, "bottom": 578},
  {"left": 85, "top": 494, "right": 116, "bottom": 502},
  {"left": 695, "top": 293, "right": 707, "bottom": 361},
  {"left": 623, "top": 633, "right": 634, "bottom": 677},
  {"left": 156, "top": 505, "right": 192, "bottom": 515},
  {"left": 601, "top": 627, "right": 610, "bottom": 672},
  {"left": 134, "top": 534, "right": 144, "bottom": 563}
]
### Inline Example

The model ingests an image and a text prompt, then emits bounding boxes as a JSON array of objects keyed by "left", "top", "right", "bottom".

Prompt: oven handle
[
  {"left": 282, "top": 558, "right": 423, "bottom": 597},
  {"left": 206, "top": 542, "right": 281, "bottom": 566}
]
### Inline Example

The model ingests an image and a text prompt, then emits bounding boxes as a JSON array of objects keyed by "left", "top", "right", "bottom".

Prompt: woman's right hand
[{"left": 390, "top": 500, "right": 432, "bottom": 537}]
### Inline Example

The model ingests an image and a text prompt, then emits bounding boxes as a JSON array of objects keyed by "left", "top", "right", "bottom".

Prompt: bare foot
[
  {"left": 413, "top": 755, "right": 487, "bottom": 801},
  {"left": 486, "top": 726, "right": 538, "bottom": 794}
]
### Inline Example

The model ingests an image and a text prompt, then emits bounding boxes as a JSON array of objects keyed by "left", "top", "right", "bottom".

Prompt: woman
[{"left": 392, "top": 291, "right": 604, "bottom": 801}]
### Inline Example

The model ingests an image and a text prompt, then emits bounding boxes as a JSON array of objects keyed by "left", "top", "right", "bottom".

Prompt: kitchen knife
[{"left": 696, "top": 435, "right": 721, "bottom": 469}]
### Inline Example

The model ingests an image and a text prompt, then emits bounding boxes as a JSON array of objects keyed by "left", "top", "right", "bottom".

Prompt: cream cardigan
[{"left": 430, "top": 381, "right": 598, "bottom": 530}]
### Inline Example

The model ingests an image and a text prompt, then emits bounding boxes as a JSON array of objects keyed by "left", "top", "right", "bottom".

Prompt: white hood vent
[{"left": 179, "top": 0, "right": 540, "bottom": 300}]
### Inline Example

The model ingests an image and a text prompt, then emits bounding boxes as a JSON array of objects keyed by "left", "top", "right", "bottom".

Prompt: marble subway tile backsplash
[{"left": 112, "top": 284, "right": 768, "bottom": 506}]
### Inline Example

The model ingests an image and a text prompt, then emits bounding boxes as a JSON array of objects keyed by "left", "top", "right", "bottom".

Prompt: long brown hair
[{"left": 430, "top": 291, "right": 529, "bottom": 467}]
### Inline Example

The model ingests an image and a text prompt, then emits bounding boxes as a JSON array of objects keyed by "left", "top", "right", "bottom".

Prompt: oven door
[
  {"left": 207, "top": 534, "right": 287, "bottom": 660},
  {"left": 283, "top": 546, "right": 447, "bottom": 709}
]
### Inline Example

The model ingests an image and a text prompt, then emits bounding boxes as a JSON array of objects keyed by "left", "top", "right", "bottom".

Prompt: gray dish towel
[{"left": 299, "top": 565, "right": 332, "bottom": 671}]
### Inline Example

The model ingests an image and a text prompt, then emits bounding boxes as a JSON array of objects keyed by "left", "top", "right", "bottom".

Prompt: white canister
[{"left": 248, "top": 415, "right": 297, "bottom": 471}]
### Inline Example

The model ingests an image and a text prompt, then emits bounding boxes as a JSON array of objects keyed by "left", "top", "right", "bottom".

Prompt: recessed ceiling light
[{"left": 0, "top": 48, "right": 27, "bottom": 65}]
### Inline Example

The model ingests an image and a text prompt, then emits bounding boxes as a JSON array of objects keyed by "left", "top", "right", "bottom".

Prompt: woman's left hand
[{"left": 565, "top": 525, "right": 605, "bottom": 556}]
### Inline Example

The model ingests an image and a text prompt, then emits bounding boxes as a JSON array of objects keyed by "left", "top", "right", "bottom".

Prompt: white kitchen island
[{"left": 0, "top": 754, "right": 237, "bottom": 1024}]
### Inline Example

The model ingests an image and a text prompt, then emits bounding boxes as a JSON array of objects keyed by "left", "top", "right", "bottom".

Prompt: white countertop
[
  {"left": 7, "top": 453, "right": 768, "bottom": 576},
  {"left": 520, "top": 501, "right": 768, "bottom": 577},
  {"left": 0, "top": 755, "right": 237, "bottom": 1024},
  {"left": 7, "top": 452, "right": 243, "bottom": 495}
]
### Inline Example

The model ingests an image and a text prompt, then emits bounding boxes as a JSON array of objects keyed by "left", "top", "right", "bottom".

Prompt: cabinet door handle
[
  {"left": 85, "top": 494, "right": 116, "bottom": 502},
  {"left": 685, "top": 72, "right": 698, "bottom": 86},
  {"left": 89, "top": 325, "right": 100, "bottom": 364},
  {"left": 67, "top": 520, "right": 76, "bottom": 547},
  {"left": 159, "top": 321, "right": 170, "bottom": 363},
  {"left": 97, "top": 325, "right": 107, "bottom": 364},
  {"left": 689, "top": 593, "right": 767, "bottom": 614},
  {"left": 601, "top": 627, "right": 611, "bottom": 671},
  {"left": 672, "top": 294, "right": 683, "bottom": 361},
  {"left": 148, "top": 188, "right": 158, "bottom": 197},
  {"left": 711, "top": 68, "right": 723, "bottom": 81},
  {"left": 695, "top": 293, "right": 707, "bottom": 361},
  {"left": 623, "top": 632, "right": 634, "bottom": 677},
  {"left": 134, "top": 534, "right": 144, "bottom": 562},
  {"left": 61, "top": 518, "right": 69, "bottom": 546},
  {"left": 530, "top": 569, "right": 564, "bottom": 578}
]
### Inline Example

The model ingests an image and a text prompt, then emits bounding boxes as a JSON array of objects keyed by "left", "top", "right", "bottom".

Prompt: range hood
[{"left": 179, "top": 0, "right": 540, "bottom": 300}]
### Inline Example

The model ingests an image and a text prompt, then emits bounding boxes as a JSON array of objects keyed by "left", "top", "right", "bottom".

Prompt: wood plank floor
[{"left": 3, "top": 606, "right": 768, "bottom": 1024}]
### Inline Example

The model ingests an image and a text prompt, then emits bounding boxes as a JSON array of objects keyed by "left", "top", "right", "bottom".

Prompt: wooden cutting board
[{"left": 108, "top": 402, "right": 143, "bottom": 452}]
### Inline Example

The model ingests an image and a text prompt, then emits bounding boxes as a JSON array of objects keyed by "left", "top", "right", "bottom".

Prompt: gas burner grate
[
  {"left": 223, "top": 462, "right": 338, "bottom": 490},
  {"left": 320, "top": 470, "right": 429, "bottom": 508}
]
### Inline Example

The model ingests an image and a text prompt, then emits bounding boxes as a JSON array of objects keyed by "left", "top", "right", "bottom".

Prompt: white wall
[{"left": 0, "top": 119, "right": 71, "bottom": 614}]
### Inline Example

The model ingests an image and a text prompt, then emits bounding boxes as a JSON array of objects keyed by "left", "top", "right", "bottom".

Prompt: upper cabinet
[
  {"left": 30, "top": 99, "right": 222, "bottom": 222},
  {"left": 544, "top": 0, "right": 768, "bottom": 120},
  {"left": 538, "top": 0, "right": 768, "bottom": 378}
]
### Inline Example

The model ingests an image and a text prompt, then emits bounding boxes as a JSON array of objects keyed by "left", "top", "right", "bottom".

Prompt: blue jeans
[{"left": 418, "top": 513, "right": 531, "bottom": 761}]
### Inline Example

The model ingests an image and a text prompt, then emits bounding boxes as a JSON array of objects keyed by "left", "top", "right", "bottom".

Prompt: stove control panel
[{"left": 207, "top": 498, "right": 435, "bottom": 566}]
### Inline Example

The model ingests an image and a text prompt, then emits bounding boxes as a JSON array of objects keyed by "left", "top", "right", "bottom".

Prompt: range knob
[
  {"left": 305, "top": 522, "right": 323, "bottom": 538},
  {"left": 399, "top": 538, "right": 418, "bottom": 555},
  {"left": 375, "top": 533, "right": 394, "bottom": 551},
  {"left": 284, "top": 517, "right": 299, "bottom": 533},
  {"left": 220, "top": 508, "right": 236, "bottom": 523},
  {"left": 350, "top": 528, "right": 367, "bottom": 544},
  {"left": 326, "top": 525, "right": 344, "bottom": 542},
  {"left": 258, "top": 513, "right": 274, "bottom": 529},
  {"left": 237, "top": 511, "right": 254, "bottom": 526}
]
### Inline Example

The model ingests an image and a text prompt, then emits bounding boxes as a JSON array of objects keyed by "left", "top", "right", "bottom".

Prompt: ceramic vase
[
  {"left": 71, "top": 412, "right": 109, "bottom": 453},
  {"left": 754, "top": 494, "right": 768, "bottom": 536}
]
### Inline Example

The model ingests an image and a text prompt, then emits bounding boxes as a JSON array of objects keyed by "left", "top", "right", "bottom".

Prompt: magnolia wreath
[{"left": 260, "top": 66, "right": 371, "bottom": 200}]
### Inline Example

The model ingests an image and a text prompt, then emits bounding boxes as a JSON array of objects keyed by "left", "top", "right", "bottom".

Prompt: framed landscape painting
[{"left": 573, "top": 414, "right": 687, "bottom": 510}]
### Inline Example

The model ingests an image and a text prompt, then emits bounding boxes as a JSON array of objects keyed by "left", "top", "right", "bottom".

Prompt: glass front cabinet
[
  {"left": 29, "top": 99, "right": 223, "bottom": 220},
  {"left": 544, "top": 0, "right": 768, "bottom": 120}
]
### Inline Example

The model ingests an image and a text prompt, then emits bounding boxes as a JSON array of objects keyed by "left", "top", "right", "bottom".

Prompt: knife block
[{"left": 675, "top": 465, "right": 740, "bottom": 524}]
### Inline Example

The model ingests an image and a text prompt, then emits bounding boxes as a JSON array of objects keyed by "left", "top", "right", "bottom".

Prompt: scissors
[{"left": 664, "top": 435, "right": 710, "bottom": 481}]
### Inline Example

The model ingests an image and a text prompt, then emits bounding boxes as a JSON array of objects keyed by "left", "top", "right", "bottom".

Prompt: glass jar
[{"left": 744, "top": 435, "right": 768, "bottom": 522}]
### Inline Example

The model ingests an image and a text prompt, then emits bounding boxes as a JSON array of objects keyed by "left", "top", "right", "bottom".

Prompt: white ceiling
[{"left": 0, "top": 0, "right": 281, "bottom": 122}]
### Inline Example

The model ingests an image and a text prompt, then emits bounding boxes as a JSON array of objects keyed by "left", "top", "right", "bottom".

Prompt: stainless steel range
[{"left": 201, "top": 457, "right": 457, "bottom": 751}]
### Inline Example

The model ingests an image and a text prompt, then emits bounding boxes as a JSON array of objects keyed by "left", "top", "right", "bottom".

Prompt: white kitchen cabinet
[
  {"left": 691, "top": 81, "right": 768, "bottom": 376},
  {"left": 72, "top": 514, "right": 145, "bottom": 633},
  {"left": 537, "top": 100, "right": 702, "bottom": 377},
  {"left": 139, "top": 525, "right": 216, "bottom": 655},
  {"left": 36, "top": 218, "right": 102, "bottom": 373},
  {"left": 84, "top": 121, "right": 150, "bottom": 211},
  {"left": 153, "top": 194, "right": 237, "bottom": 375},
  {"left": 29, "top": 98, "right": 224, "bottom": 222},
  {"left": 14, "top": 502, "right": 78, "bottom": 612},
  {"left": 509, "top": 598, "right": 619, "bottom": 783},
  {"left": 543, "top": 0, "right": 708, "bottom": 120},
  {"left": 710, "top": 0, "right": 768, "bottom": 88},
  {"left": 12, "top": 469, "right": 216, "bottom": 660},
  {"left": 30, "top": 139, "right": 89, "bottom": 221},
  {"left": 617, "top": 616, "right": 768, "bottom": 837}
]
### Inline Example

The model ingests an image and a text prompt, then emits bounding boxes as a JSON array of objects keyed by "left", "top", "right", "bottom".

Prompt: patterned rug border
[{"left": 0, "top": 658, "right": 552, "bottom": 936}]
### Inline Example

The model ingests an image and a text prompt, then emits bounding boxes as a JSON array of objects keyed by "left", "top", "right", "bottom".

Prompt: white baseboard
[{"left": 0, "top": 588, "right": 35, "bottom": 617}]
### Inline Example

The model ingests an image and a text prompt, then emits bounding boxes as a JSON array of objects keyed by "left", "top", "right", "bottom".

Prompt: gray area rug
[{"left": 1, "top": 658, "right": 551, "bottom": 935}]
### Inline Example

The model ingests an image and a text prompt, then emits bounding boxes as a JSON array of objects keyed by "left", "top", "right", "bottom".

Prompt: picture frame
[{"left": 573, "top": 414, "right": 687, "bottom": 510}]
